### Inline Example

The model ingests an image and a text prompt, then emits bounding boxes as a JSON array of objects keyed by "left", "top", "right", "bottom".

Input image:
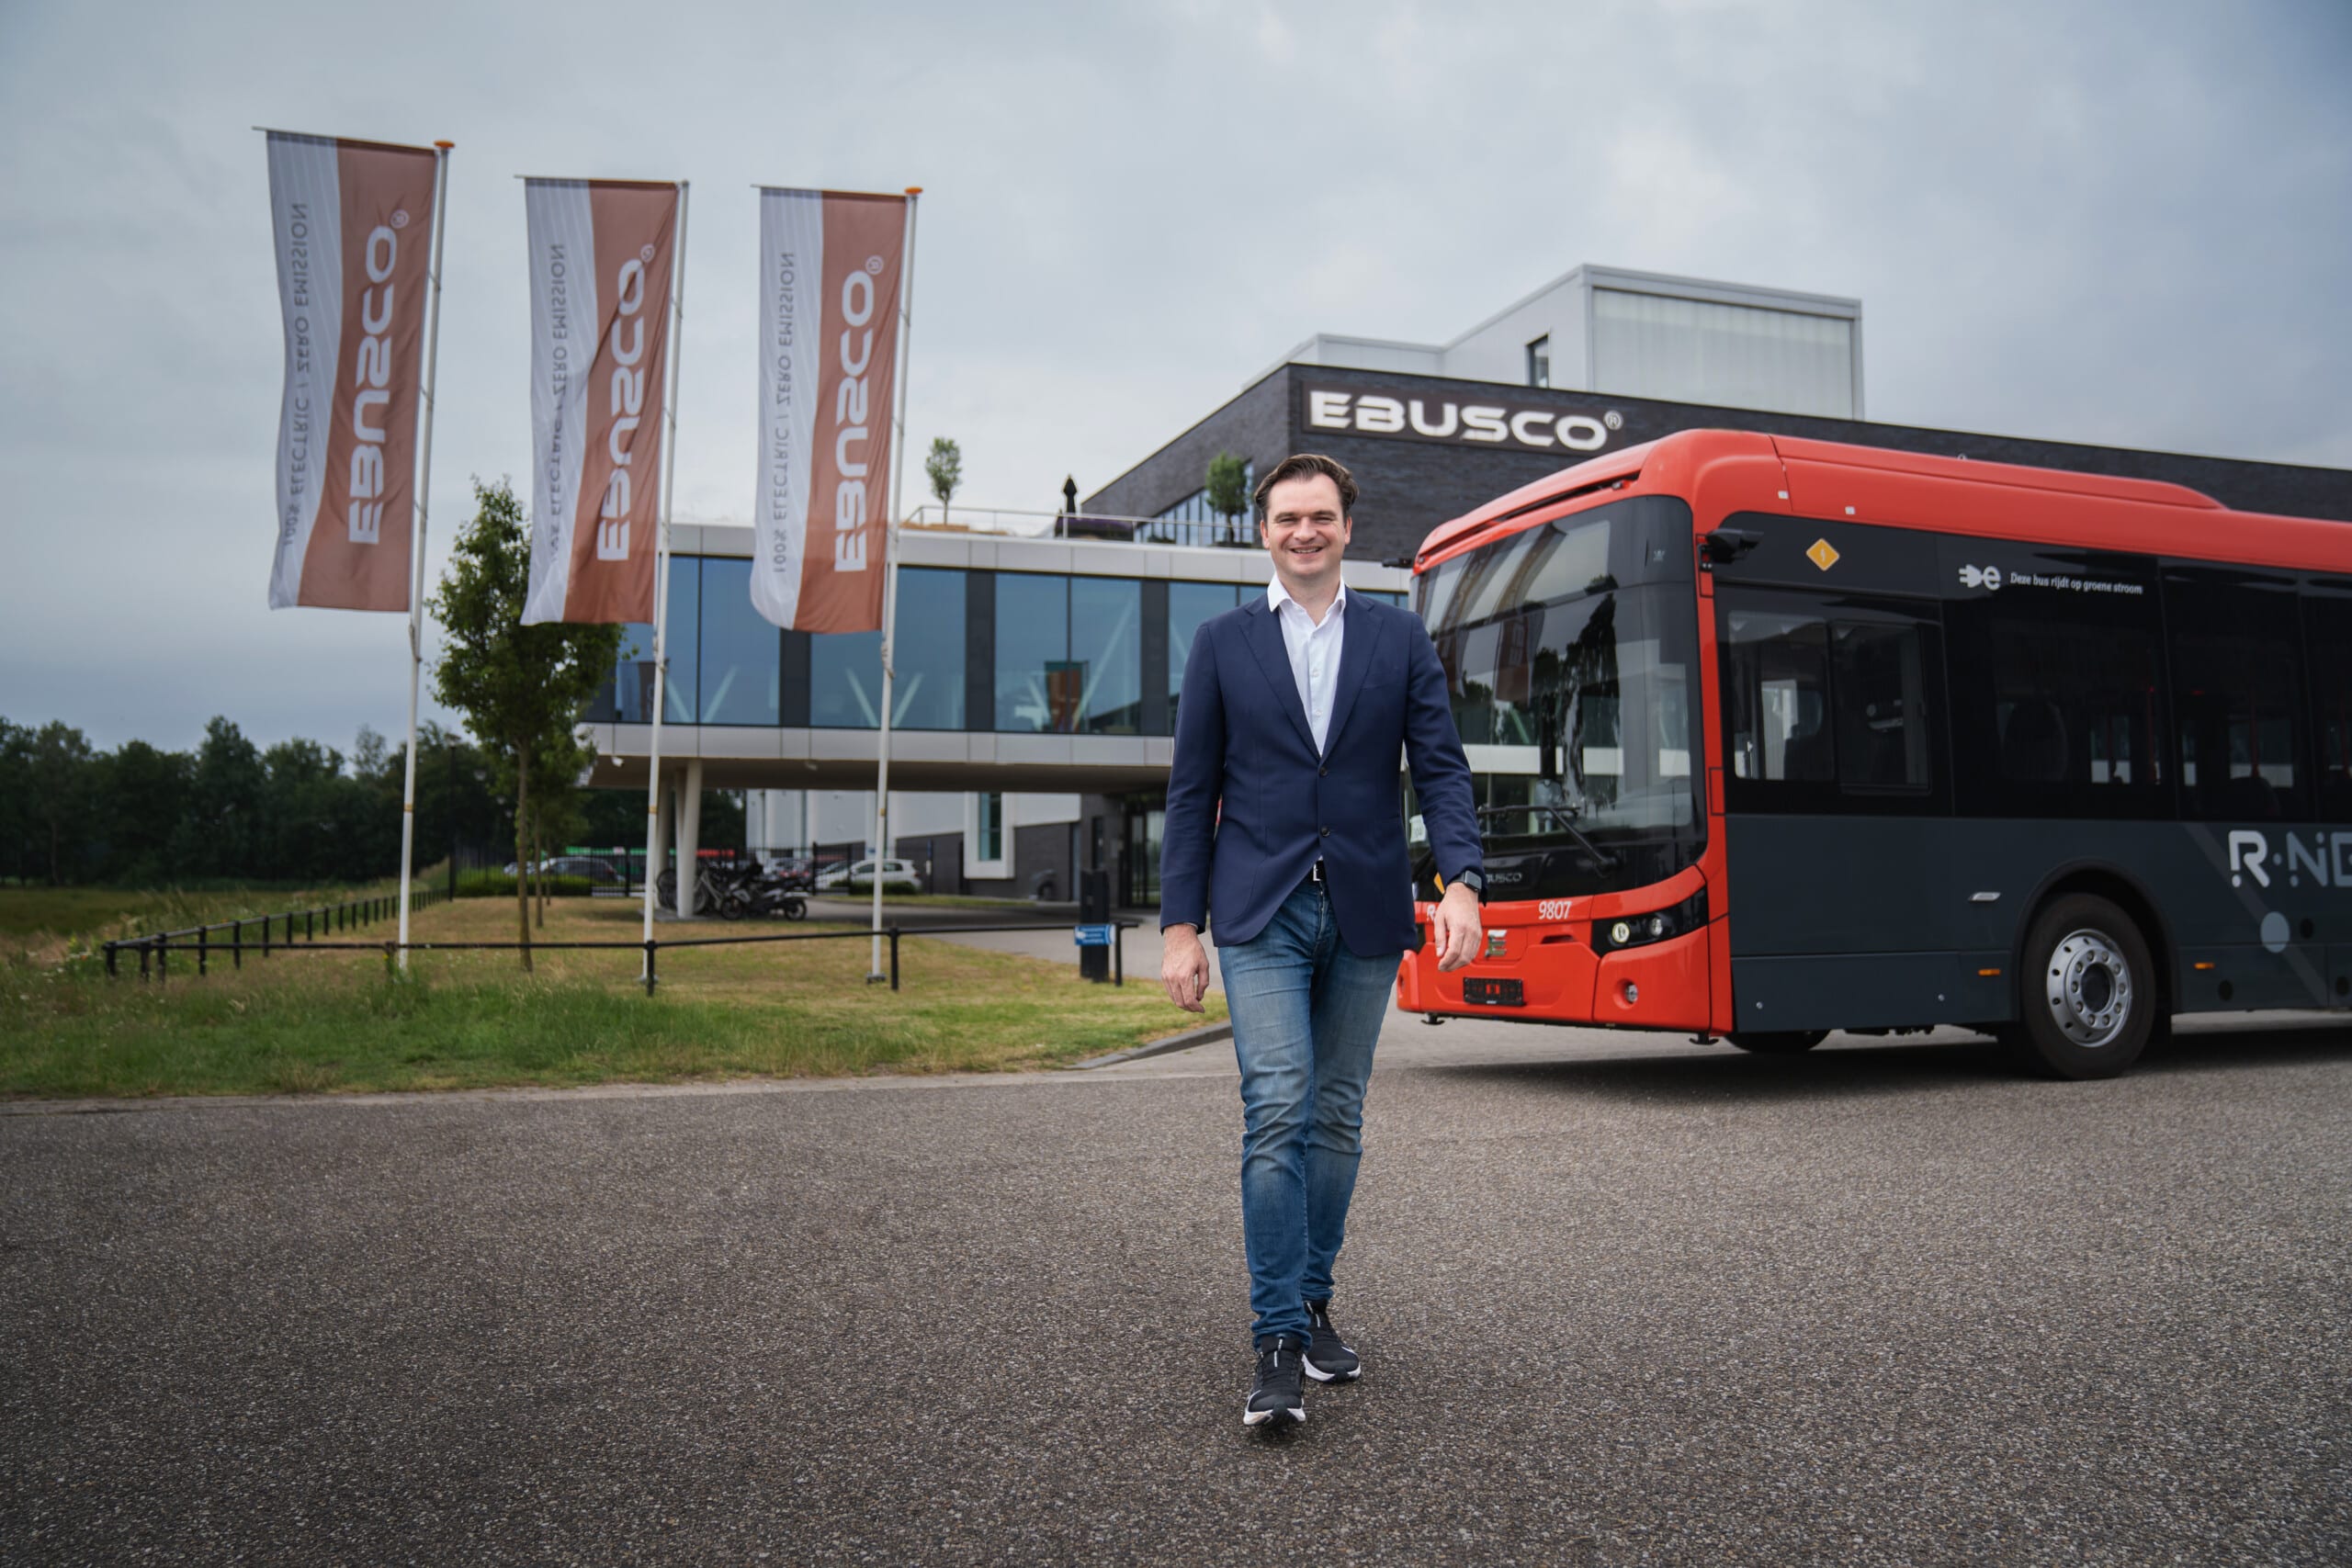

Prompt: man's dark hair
[{"left": 1252, "top": 453, "right": 1359, "bottom": 525}]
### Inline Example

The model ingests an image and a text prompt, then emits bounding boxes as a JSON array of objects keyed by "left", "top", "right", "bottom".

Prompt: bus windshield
[{"left": 1416, "top": 494, "right": 1703, "bottom": 897}]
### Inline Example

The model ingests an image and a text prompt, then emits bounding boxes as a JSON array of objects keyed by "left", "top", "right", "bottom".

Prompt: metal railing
[
  {"left": 100, "top": 886, "right": 451, "bottom": 979},
  {"left": 902, "top": 503, "right": 1256, "bottom": 550},
  {"left": 102, "top": 912, "right": 1137, "bottom": 997}
]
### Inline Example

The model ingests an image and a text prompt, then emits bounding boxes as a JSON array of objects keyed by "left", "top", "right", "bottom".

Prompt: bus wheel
[
  {"left": 2012, "top": 894, "right": 2154, "bottom": 1079},
  {"left": 1726, "top": 1030, "right": 1827, "bottom": 1054}
]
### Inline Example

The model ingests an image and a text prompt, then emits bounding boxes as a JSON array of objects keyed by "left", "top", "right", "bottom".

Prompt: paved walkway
[{"left": 6, "top": 1016, "right": 2349, "bottom": 1562}]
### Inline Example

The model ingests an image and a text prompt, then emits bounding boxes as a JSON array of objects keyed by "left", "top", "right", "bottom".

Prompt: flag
[
  {"left": 521, "top": 178, "right": 681, "bottom": 624},
  {"left": 265, "top": 132, "right": 439, "bottom": 610},
  {"left": 750, "top": 188, "right": 909, "bottom": 633}
]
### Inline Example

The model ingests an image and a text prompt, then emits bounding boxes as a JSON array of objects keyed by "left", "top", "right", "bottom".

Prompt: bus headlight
[{"left": 1593, "top": 887, "right": 1709, "bottom": 953}]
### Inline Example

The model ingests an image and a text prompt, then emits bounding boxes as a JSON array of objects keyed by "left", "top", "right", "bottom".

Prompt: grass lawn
[
  {"left": 0, "top": 878, "right": 419, "bottom": 955},
  {"left": 0, "top": 896, "right": 1220, "bottom": 1100}
]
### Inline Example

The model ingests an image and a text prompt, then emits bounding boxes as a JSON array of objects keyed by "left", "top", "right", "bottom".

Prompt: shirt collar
[{"left": 1266, "top": 575, "right": 1347, "bottom": 624}]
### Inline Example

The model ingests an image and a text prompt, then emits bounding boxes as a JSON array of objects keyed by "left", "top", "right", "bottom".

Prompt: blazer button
[
  {"left": 1318, "top": 766, "right": 1328, "bottom": 776},
  {"left": 1319, "top": 826, "right": 1331, "bottom": 837}
]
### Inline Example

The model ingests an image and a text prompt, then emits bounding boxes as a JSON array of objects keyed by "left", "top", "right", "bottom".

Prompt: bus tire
[
  {"left": 1726, "top": 1030, "right": 1827, "bottom": 1054},
  {"left": 2011, "top": 894, "right": 2154, "bottom": 1080}
]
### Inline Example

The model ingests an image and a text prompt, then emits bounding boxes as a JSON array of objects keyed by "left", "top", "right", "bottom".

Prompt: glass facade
[
  {"left": 584, "top": 556, "right": 1405, "bottom": 737},
  {"left": 995, "top": 572, "right": 1070, "bottom": 731},
  {"left": 1070, "top": 577, "right": 1142, "bottom": 734},
  {"left": 810, "top": 567, "right": 967, "bottom": 730},
  {"left": 1169, "top": 581, "right": 1245, "bottom": 722},
  {"left": 696, "top": 558, "right": 778, "bottom": 726}
]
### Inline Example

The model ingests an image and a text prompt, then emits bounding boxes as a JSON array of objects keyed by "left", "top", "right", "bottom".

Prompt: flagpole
[
  {"left": 396, "top": 140, "right": 454, "bottom": 974},
  {"left": 869, "top": 187, "right": 921, "bottom": 981},
  {"left": 640, "top": 180, "right": 691, "bottom": 977}
]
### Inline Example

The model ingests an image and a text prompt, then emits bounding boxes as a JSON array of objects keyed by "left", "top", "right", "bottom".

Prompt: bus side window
[
  {"left": 1722, "top": 604, "right": 1833, "bottom": 791},
  {"left": 2165, "top": 566, "right": 2309, "bottom": 822},
  {"left": 1831, "top": 620, "right": 1935, "bottom": 794},
  {"left": 2302, "top": 582, "right": 2352, "bottom": 824},
  {"left": 1943, "top": 557, "right": 2169, "bottom": 820}
]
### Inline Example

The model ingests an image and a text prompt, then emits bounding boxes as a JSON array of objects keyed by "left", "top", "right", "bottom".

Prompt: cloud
[{"left": 2, "top": 0, "right": 2346, "bottom": 750}]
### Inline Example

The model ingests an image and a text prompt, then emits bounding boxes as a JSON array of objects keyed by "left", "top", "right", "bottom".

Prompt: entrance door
[{"left": 1125, "top": 804, "right": 1165, "bottom": 907}]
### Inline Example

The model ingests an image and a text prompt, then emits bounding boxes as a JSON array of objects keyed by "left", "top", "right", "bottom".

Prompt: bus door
[{"left": 1712, "top": 525, "right": 1965, "bottom": 1032}]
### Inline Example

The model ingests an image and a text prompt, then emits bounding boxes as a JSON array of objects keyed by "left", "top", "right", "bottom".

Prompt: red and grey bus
[{"left": 1394, "top": 429, "right": 2352, "bottom": 1077}]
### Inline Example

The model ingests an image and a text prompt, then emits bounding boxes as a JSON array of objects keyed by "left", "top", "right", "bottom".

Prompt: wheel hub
[{"left": 2046, "top": 929, "right": 2133, "bottom": 1048}]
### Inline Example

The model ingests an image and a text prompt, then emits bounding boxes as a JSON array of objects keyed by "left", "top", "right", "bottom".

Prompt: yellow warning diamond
[{"left": 1806, "top": 538, "right": 1841, "bottom": 571}]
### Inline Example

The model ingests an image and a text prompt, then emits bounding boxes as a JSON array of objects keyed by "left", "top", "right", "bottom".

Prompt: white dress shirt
[{"left": 1267, "top": 576, "right": 1347, "bottom": 755}]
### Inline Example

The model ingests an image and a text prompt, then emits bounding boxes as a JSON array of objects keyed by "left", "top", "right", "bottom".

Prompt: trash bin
[{"left": 1079, "top": 868, "right": 1111, "bottom": 984}]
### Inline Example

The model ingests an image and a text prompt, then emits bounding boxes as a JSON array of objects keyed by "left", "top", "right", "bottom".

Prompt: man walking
[{"left": 1159, "top": 454, "right": 1486, "bottom": 1430}]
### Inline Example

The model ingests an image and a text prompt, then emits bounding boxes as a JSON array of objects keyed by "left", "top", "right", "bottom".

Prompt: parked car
[
  {"left": 501, "top": 855, "right": 622, "bottom": 886},
  {"left": 813, "top": 856, "right": 921, "bottom": 893}
]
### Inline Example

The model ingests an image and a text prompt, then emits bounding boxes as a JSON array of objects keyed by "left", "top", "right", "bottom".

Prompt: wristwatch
[{"left": 1453, "top": 868, "right": 1487, "bottom": 902}]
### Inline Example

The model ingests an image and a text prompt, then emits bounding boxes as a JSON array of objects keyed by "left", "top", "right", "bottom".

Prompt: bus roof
[{"left": 1413, "top": 428, "right": 2352, "bottom": 577}]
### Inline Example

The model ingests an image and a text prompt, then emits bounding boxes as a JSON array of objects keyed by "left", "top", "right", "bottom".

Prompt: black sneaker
[
  {"left": 1244, "top": 1334, "right": 1307, "bottom": 1427},
  {"left": 1303, "top": 1299, "right": 1361, "bottom": 1383}
]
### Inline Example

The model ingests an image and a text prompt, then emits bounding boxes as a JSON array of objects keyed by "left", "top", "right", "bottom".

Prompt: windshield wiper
[{"left": 1474, "top": 804, "right": 1620, "bottom": 871}]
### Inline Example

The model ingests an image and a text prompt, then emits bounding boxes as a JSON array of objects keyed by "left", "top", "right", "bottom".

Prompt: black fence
[
  {"left": 101, "top": 886, "right": 451, "bottom": 979},
  {"left": 103, "top": 908, "right": 1138, "bottom": 997}
]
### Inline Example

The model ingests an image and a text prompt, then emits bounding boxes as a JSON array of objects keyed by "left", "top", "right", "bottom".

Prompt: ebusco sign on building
[{"left": 1303, "top": 386, "right": 1624, "bottom": 455}]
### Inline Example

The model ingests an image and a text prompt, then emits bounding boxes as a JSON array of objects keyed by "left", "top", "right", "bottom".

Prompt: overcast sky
[{"left": 3, "top": 0, "right": 2347, "bottom": 754}]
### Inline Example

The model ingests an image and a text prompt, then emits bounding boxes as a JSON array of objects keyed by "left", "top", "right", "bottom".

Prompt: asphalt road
[{"left": 6, "top": 1014, "right": 2349, "bottom": 1565}]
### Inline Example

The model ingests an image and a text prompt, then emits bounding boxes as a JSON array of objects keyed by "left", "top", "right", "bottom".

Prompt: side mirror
[{"left": 1702, "top": 528, "right": 1761, "bottom": 565}]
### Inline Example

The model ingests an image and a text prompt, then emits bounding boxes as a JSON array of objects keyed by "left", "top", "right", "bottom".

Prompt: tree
[
  {"left": 924, "top": 437, "right": 963, "bottom": 525},
  {"left": 429, "top": 479, "right": 621, "bottom": 968},
  {"left": 1205, "top": 452, "right": 1250, "bottom": 547},
  {"left": 0, "top": 721, "right": 35, "bottom": 883},
  {"left": 26, "top": 722, "right": 96, "bottom": 885},
  {"left": 96, "top": 739, "right": 193, "bottom": 885},
  {"left": 172, "top": 718, "right": 267, "bottom": 879}
]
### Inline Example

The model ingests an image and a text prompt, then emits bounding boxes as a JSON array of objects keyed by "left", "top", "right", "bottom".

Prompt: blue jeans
[{"left": 1216, "top": 877, "right": 1400, "bottom": 1345}]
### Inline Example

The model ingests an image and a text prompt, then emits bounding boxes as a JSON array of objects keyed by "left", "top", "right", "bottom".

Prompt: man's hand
[
  {"left": 1430, "top": 883, "right": 1483, "bottom": 973},
  {"left": 1161, "top": 923, "right": 1211, "bottom": 1013}
]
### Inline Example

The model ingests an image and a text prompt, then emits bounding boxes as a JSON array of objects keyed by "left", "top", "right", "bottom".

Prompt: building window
[
  {"left": 1527, "top": 334, "right": 1550, "bottom": 389},
  {"left": 696, "top": 558, "right": 779, "bottom": 726},
  {"left": 975, "top": 793, "right": 1003, "bottom": 864},
  {"left": 1169, "top": 581, "right": 1246, "bottom": 723},
  {"left": 809, "top": 567, "right": 967, "bottom": 729},
  {"left": 1150, "top": 460, "right": 1253, "bottom": 546},
  {"left": 599, "top": 560, "right": 701, "bottom": 724},
  {"left": 994, "top": 573, "right": 1145, "bottom": 734},
  {"left": 1070, "top": 577, "right": 1143, "bottom": 734},
  {"left": 995, "top": 573, "right": 1071, "bottom": 731}
]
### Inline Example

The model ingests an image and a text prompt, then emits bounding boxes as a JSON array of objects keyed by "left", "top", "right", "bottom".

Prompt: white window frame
[{"left": 967, "top": 791, "right": 1011, "bottom": 879}]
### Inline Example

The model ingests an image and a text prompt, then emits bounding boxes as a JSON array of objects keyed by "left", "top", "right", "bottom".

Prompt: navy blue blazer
[{"left": 1159, "top": 588, "right": 1483, "bottom": 956}]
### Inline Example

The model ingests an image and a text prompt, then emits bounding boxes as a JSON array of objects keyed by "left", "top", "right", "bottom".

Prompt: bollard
[
  {"left": 198, "top": 926, "right": 209, "bottom": 976},
  {"left": 1114, "top": 924, "right": 1124, "bottom": 987},
  {"left": 888, "top": 928, "right": 900, "bottom": 992},
  {"left": 139, "top": 940, "right": 152, "bottom": 981},
  {"left": 104, "top": 941, "right": 118, "bottom": 979},
  {"left": 642, "top": 939, "right": 658, "bottom": 997}
]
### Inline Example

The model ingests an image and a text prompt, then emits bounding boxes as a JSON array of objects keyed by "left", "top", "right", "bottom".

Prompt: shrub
[{"left": 457, "top": 873, "right": 597, "bottom": 899}]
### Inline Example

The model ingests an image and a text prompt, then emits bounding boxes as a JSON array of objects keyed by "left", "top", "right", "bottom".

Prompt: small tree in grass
[
  {"left": 429, "top": 479, "right": 621, "bottom": 969},
  {"left": 1205, "top": 452, "right": 1250, "bottom": 547},
  {"left": 925, "top": 436, "right": 963, "bottom": 525}
]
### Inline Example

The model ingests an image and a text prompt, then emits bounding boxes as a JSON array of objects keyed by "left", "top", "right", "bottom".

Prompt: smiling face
[{"left": 1260, "top": 473, "right": 1353, "bottom": 602}]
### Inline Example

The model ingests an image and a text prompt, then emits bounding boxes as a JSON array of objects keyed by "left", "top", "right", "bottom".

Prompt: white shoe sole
[
  {"left": 1241, "top": 1403, "right": 1306, "bottom": 1427},
  {"left": 1303, "top": 1357, "right": 1361, "bottom": 1383}
]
